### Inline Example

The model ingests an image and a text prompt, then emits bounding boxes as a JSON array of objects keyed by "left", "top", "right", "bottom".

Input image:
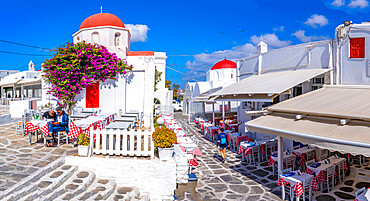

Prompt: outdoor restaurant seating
[{"left": 323, "top": 165, "right": 336, "bottom": 192}]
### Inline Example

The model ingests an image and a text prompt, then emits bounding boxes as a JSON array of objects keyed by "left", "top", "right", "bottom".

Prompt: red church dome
[
  {"left": 79, "top": 13, "right": 125, "bottom": 30},
  {"left": 211, "top": 58, "right": 236, "bottom": 70}
]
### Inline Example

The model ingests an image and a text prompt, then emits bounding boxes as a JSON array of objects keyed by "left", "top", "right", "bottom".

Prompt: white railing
[
  {"left": 155, "top": 105, "right": 174, "bottom": 117},
  {"left": 89, "top": 128, "right": 155, "bottom": 158}
]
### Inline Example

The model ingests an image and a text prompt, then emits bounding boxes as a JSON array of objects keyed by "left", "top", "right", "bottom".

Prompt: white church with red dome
[
  {"left": 42, "top": 12, "right": 172, "bottom": 127},
  {"left": 183, "top": 58, "right": 238, "bottom": 117}
]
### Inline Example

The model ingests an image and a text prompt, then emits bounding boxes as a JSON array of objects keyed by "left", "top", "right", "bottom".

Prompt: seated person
[
  {"left": 42, "top": 110, "right": 56, "bottom": 121},
  {"left": 46, "top": 107, "right": 69, "bottom": 147}
]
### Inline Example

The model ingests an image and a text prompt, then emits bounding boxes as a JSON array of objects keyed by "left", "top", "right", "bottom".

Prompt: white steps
[{"left": 0, "top": 158, "right": 149, "bottom": 201}]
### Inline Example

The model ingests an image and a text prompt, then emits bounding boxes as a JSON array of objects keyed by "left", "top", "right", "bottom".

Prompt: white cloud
[
  {"left": 331, "top": 0, "right": 345, "bottom": 7},
  {"left": 348, "top": 0, "right": 369, "bottom": 8},
  {"left": 273, "top": 26, "right": 285, "bottom": 32},
  {"left": 125, "top": 24, "right": 149, "bottom": 42},
  {"left": 292, "top": 30, "right": 329, "bottom": 42},
  {"left": 183, "top": 43, "right": 257, "bottom": 81},
  {"left": 304, "top": 14, "right": 329, "bottom": 28},
  {"left": 250, "top": 33, "right": 291, "bottom": 48}
]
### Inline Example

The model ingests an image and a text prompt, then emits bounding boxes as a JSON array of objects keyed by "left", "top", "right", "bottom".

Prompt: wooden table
[
  {"left": 106, "top": 122, "right": 131, "bottom": 130},
  {"left": 70, "top": 113, "right": 90, "bottom": 119}
]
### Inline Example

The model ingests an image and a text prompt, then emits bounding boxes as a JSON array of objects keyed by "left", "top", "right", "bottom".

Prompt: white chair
[
  {"left": 56, "top": 119, "right": 70, "bottom": 146},
  {"left": 281, "top": 168, "right": 293, "bottom": 200},
  {"left": 284, "top": 155, "right": 296, "bottom": 171},
  {"left": 244, "top": 145, "right": 260, "bottom": 165},
  {"left": 264, "top": 141, "right": 276, "bottom": 161},
  {"left": 305, "top": 159, "right": 316, "bottom": 168},
  {"left": 315, "top": 148, "right": 328, "bottom": 161},
  {"left": 323, "top": 165, "right": 335, "bottom": 192},
  {"left": 355, "top": 187, "right": 366, "bottom": 197},
  {"left": 185, "top": 146, "right": 196, "bottom": 174},
  {"left": 336, "top": 160, "right": 346, "bottom": 184},
  {"left": 297, "top": 176, "right": 313, "bottom": 201}
]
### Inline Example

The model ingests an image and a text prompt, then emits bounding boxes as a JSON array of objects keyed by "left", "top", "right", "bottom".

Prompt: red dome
[
  {"left": 211, "top": 59, "right": 236, "bottom": 70},
  {"left": 79, "top": 13, "right": 125, "bottom": 30}
]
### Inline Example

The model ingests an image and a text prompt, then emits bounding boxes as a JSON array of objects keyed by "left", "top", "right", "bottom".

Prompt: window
[
  {"left": 350, "top": 37, "right": 365, "bottom": 58},
  {"left": 114, "top": 33, "right": 120, "bottom": 46},
  {"left": 91, "top": 32, "right": 100, "bottom": 44},
  {"left": 231, "top": 73, "right": 233, "bottom": 79}
]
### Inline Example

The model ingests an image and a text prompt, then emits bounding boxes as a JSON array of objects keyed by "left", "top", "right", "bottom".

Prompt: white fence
[{"left": 89, "top": 128, "right": 155, "bottom": 158}]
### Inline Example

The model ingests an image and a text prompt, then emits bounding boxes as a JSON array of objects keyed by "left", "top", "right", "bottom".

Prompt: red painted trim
[{"left": 127, "top": 51, "right": 155, "bottom": 56}]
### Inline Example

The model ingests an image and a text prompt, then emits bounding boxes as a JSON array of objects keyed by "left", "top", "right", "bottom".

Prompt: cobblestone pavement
[
  {"left": 175, "top": 113, "right": 282, "bottom": 201},
  {"left": 0, "top": 122, "right": 77, "bottom": 191}
]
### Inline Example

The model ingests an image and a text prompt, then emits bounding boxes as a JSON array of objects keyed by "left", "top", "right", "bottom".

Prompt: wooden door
[{"left": 86, "top": 82, "right": 99, "bottom": 108}]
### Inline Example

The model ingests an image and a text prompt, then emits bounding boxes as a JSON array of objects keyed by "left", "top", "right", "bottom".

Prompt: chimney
[{"left": 257, "top": 41, "right": 268, "bottom": 54}]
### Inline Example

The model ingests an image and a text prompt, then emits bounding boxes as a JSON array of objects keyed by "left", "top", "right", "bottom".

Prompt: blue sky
[{"left": 1, "top": 0, "right": 370, "bottom": 87}]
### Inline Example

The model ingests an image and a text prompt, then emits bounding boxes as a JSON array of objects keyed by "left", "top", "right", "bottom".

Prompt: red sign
[
  {"left": 350, "top": 37, "right": 365, "bottom": 58},
  {"left": 86, "top": 82, "right": 99, "bottom": 108}
]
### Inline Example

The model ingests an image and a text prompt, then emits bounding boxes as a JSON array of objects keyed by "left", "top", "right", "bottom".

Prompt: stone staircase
[{"left": 0, "top": 158, "right": 149, "bottom": 201}]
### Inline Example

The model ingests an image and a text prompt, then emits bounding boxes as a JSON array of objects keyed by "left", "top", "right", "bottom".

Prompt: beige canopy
[
  {"left": 246, "top": 85, "right": 370, "bottom": 157},
  {"left": 210, "top": 68, "right": 330, "bottom": 101}
]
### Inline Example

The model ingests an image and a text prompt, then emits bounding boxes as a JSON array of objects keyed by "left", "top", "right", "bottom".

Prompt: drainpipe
[{"left": 329, "top": 40, "right": 334, "bottom": 85}]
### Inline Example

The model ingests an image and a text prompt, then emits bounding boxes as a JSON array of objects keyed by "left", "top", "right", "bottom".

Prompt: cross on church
[{"left": 100, "top": 6, "right": 103, "bottom": 13}]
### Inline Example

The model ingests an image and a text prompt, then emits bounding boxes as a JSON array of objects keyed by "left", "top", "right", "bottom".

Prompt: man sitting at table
[{"left": 47, "top": 107, "right": 69, "bottom": 147}]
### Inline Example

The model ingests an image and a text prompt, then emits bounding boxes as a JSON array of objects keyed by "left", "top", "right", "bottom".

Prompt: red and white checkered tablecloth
[
  {"left": 68, "top": 122, "right": 81, "bottom": 139},
  {"left": 278, "top": 174, "right": 318, "bottom": 197},
  {"left": 40, "top": 124, "right": 49, "bottom": 137},
  {"left": 304, "top": 167, "right": 327, "bottom": 183},
  {"left": 26, "top": 122, "right": 39, "bottom": 136},
  {"left": 189, "top": 157, "right": 199, "bottom": 167},
  {"left": 268, "top": 157, "right": 276, "bottom": 167},
  {"left": 238, "top": 145, "right": 253, "bottom": 157},
  {"left": 235, "top": 135, "right": 249, "bottom": 146},
  {"left": 26, "top": 121, "right": 49, "bottom": 137},
  {"left": 259, "top": 143, "right": 266, "bottom": 154}
]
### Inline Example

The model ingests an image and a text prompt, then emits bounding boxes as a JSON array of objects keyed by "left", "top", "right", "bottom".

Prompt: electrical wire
[
  {"left": 0, "top": 39, "right": 53, "bottom": 51},
  {"left": 0, "top": 50, "right": 51, "bottom": 56},
  {"left": 165, "top": 66, "right": 187, "bottom": 75}
]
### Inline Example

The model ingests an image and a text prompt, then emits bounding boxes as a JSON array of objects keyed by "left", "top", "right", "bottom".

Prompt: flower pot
[
  {"left": 78, "top": 145, "right": 90, "bottom": 156},
  {"left": 158, "top": 147, "right": 174, "bottom": 161}
]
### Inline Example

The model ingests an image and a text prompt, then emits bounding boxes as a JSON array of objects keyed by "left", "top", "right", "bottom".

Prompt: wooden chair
[
  {"left": 281, "top": 168, "right": 293, "bottom": 200},
  {"left": 336, "top": 160, "right": 346, "bottom": 184},
  {"left": 244, "top": 145, "right": 260, "bottom": 165},
  {"left": 323, "top": 165, "right": 335, "bottom": 192},
  {"left": 305, "top": 159, "right": 316, "bottom": 168},
  {"left": 284, "top": 155, "right": 296, "bottom": 171},
  {"left": 264, "top": 141, "right": 276, "bottom": 161},
  {"left": 297, "top": 176, "right": 313, "bottom": 201},
  {"left": 56, "top": 120, "right": 70, "bottom": 146}
]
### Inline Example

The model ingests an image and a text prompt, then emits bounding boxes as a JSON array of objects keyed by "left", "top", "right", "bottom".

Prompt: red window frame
[{"left": 350, "top": 37, "right": 365, "bottom": 58}]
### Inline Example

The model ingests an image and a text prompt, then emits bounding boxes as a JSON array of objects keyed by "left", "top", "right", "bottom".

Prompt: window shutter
[{"left": 350, "top": 37, "right": 365, "bottom": 58}]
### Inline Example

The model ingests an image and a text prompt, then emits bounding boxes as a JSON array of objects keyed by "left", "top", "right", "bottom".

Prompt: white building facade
[{"left": 41, "top": 13, "right": 171, "bottom": 127}]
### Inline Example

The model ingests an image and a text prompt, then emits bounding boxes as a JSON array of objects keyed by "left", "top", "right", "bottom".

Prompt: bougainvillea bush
[
  {"left": 42, "top": 42, "right": 133, "bottom": 113},
  {"left": 152, "top": 127, "right": 177, "bottom": 148}
]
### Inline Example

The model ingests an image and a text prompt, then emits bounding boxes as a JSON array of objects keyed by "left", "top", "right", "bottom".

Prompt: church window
[
  {"left": 114, "top": 33, "right": 120, "bottom": 46},
  {"left": 76, "top": 36, "right": 80, "bottom": 41},
  {"left": 92, "top": 32, "right": 100, "bottom": 44},
  {"left": 231, "top": 73, "right": 233, "bottom": 79},
  {"left": 350, "top": 37, "right": 365, "bottom": 58}
]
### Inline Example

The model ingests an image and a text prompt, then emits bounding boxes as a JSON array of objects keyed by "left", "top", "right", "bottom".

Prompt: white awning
[
  {"left": 246, "top": 85, "right": 370, "bottom": 157},
  {"left": 210, "top": 68, "right": 330, "bottom": 101}
]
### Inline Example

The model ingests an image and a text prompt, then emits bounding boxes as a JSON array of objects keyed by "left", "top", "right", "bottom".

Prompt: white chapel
[{"left": 42, "top": 12, "right": 172, "bottom": 127}]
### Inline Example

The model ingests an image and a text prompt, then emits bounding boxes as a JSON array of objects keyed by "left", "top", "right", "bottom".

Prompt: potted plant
[
  {"left": 78, "top": 132, "right": 90, "bottom": 156},
  {"left": 153, "top": 127, "right": 177, "bottom": 161}
]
